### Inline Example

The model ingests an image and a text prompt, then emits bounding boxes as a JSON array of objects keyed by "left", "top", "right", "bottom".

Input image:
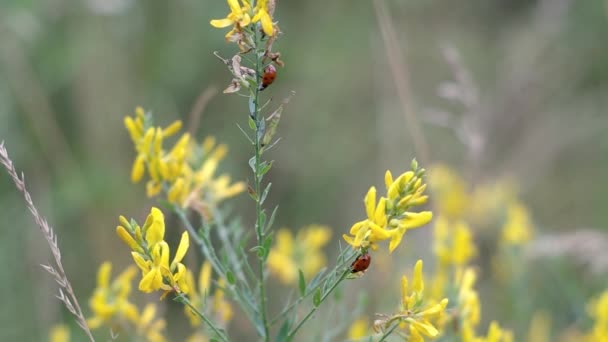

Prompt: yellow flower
[
  {"left": 172, "top": 137, "right": 246, "bottom": 214},
  {"left": 132, "top": 303, "right": 167, "bottom": 342},
  {"left": 252, "top": 0, "right": 274, "bottom": 36},
  {"left": 210, "top": 0, "right": 252, "bottom": 39},
  {"left": 184, "top": 262, "right": 234, "bottom": 328},
  {"left": 375, "top": 260, "right": 448, "bottom": 340},
  {"left": 267, "top": 225, "right": 332, "bottom": 284},
  {"left": 116, "top": 207, "right": 191, "bottom": 294},
  {"left": 124, "top": 107, "right": 190, "bottom": 197},
  {"left": 434, "top": 217, "right": 477, "bottom": 268},
  {"left": 49, "top": 324, "right": 70, "bottom": 342},
  {"left": 348, "top": 318, "right": 370, "bottom": 340},
  {"left": 87, "top": 262, "right": 139, "bottom": 329},
  {"left": 343, "top": 163, "right": 432, "bottom": 253},
  {"left": 585, "top": 290, "right": 608, "bottom": 341},
  {"left": 501, "top": 201, "right": 533, "bottom": 246}
]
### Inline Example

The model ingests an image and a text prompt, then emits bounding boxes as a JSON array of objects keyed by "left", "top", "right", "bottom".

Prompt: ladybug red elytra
[
  {"left": 350, "top": 253, "right": 371, "bottom": 273},
  {"left": 260, "top": 64, "right": 277, "bottom": 90}
]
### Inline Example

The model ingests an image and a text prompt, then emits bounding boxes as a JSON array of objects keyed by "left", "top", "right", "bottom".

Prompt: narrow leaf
[
  {"left": 298, "top": 270, "right": 306, "bottom": 296},
  {"left": 226, "top": 270, "right": 236, "bottom": 285},
  {"left": 313, "top": 288, "right": 321, "bottom": 307}
]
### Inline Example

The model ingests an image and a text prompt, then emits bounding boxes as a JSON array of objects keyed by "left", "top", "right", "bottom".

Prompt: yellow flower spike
[
  {"left": 199, "top": 261, "right": 212, "bottom": 295},
  {"left": 412, "top": 260, "right": 424, "bottom": 294},
  {"left": 145, "top": 208, "right": 166, "bottom": 246},
  {"left": 162, "top": 120, "right": 182, "bottom": 137},
  {"left": 374, "top": 197, "right": 387, "bottom": 227},
  {"left": 364, "top": 186, "right": 377, "bottom": 219},
  {"left": 170, "top": 231, "right": 190, "bottom": 270},
  {"left": 146, "top": 180, "right": 162, "bottom": 197},
  {"left": 131, "top": 155, "right": 146, "bottom": 183},
  {"left": 385, "top": 170, "right": 394, "bottom": 189},
  {"left": 117, "top": 226, "right": 140, "bottom": 251}
]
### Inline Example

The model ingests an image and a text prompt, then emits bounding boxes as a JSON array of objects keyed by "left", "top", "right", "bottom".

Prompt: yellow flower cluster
[
  {"left": 267, "top": 225, "right": 332, "bottom": 284},
  {"left": 585, "top": 290, "right": 608, "bottom": 341},
  {"left": 434, "top": 217, "right": 477, "bottom": 270},
  {"left": 343, "top": 162, "right": 432, "bottom": 253},
  {"left": 184, "top": 262, "right": 234, "bottom": 328},
  {"left": 116, "top": 207, "right": 191, "bottom": 294},
  {"left": 374, "top": 260, "right": 448, "bottom": 341},
  {"left": 125, "top": 108, "right": 245, "bottom": 215},
  {"left": 87, "top": 262, "right": 167, "bottom": 341},
  {"left": 501, "top": 202, "right": 533, "bottom": 246},
  {"left": 210, "top": 0, "right": 275, "bottom": 39}
]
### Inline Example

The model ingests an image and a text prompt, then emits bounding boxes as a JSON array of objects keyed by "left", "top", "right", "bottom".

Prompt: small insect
[
  {"left": 260, "top": 64, "right": 277, "bottom": 90},
  {"left": 350, "top": 253, "right": 371, "bottom": 273}
]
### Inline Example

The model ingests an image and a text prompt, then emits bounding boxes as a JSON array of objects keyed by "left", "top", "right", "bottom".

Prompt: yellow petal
[
  {"left": 374, "top": 197, "right": 387, "bottom": 227},
  {"left": 117, "top": 225, "right": 140, "bottom": 251},
  {"left": 97, "top": 262, "right": 112, "bottom": 287},
  {"left": 368, "top": 222, "right": 391, "bottom": 241},
  {"left": 401, "top": 211, "right": 433, "bottom": 229},
  {"left": 199, "top": 261, "right": 212, "bottom": 295},
  {"left": 131, "top": 154, "right": 145, "bottom": 183},
  {"left": 412, "top": 320, "right": 438, "bottom": 337},
  {"left": 139, "top": 268, "right": 163, "bottom": 292},
  {"left": 258, "top": 10, "right": 273, "bottom": 35},
  {"left": 163, "top": 120, "right": 182, "bottom": 137},
  {"left": 171, "top": 232, "right": 190, "bottom": 269},
  {"left": 401, "top": 275, "right": 409, "bottom": 307},
  {"left": 384, "top": 170, "right": 393, "bottom": 189},
  {"left": 409, "top": 325, "right": 424, "bottom": 342},
  {"left": 388, "top": 226, "right": 406, "bottom": 253},
  {"left": 364, "top": 187, "right": 376, "bottom": 219},
  {"left": 210, "top": 18, "right": 235, "bottom": 28},
  {"left": 413, "top": 259, "right": 424, "bottom": 294},
  {"left": 145, "top": 207, "right": 166, "bottom": 246},
  {"left": 131, "top": 252, "right": 150, "bottom": 271}
]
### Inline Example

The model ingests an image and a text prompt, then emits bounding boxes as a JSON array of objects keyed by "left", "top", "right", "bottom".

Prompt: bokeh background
[{"left": 1, "top": 0, "right": 607, "bottom": 340}]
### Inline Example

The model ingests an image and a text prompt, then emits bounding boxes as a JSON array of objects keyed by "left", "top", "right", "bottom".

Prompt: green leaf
[
  {"left": 313, "top": 288, "right": 321, "bottom": 307},
  {"left": 226, "top": 270, "right": 236, "bottom": 285},
  {"left": 257, "top": 115, "right": 266, "bottom": 140},
  {"left": 249, "top": 156, "right": 256, "bottom": 173},
  {"left": 275, "top": 318, "right": 291, "bottom": 342},
  {"left": 248, "top": 116, "right": 257, "bottom": 130},
  {"left": 298, "top": 270, "right": 306, "bottom": 296},
  {"left": 262, "top": 234, "right": 273, "bottom": 261},
  {"left": 306, "top": 267, "right": 327, "bottom": 293},
  {"left": 264, "top": 205, "right": 279, "bottom": 234},
  {"left": 248, "top": 96, "right": 256, "bottom": 117},
  {"left": 260, "top": 182, "right": 272, "bottom": 204},
  {"left": 258, "top": 160, "right": 273, "bottom": 178}
]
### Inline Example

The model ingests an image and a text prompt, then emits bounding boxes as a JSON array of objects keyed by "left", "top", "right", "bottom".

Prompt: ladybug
[
  {"left": 350, "top": 253, "right": 371, "bottom": 273},
  {"left": 260, "top": 64, "right": 277, "bottom": 90}
]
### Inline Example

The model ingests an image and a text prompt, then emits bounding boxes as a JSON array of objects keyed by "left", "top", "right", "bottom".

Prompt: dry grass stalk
[{"left": 0, "top": 141, "right": 95, "bottom": 341}]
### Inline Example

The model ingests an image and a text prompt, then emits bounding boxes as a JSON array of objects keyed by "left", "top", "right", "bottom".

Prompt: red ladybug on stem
[
  {"left": 350, "top": 253, "right": 371, "bottom": 273},
  {"left": 260, "top": 64, "right": 277, "bottom": 90}
]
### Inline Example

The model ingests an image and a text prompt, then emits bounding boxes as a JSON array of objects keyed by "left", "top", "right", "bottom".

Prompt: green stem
[
  {"left": 173, "top": 206, "right": 258, "bottom": 323},
  {"left": 174, "top": 293, "right": 228, "bottom": 342},
  {"left": 287, "top": 269, "right": 351, "bottom": 339},
  {"left": 252, "top": 25, "right": 271, "bottom": 341},
  {"left": 378, "top": 321, "right": 399, "bottom": 342},
  {"left": 269, "top": 248, "right": 357, "bottom": 326}
]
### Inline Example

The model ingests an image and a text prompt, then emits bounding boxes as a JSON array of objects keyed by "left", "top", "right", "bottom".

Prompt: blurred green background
[{"left": 1, "top": 0, "right": 608, "bottom": 340}]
